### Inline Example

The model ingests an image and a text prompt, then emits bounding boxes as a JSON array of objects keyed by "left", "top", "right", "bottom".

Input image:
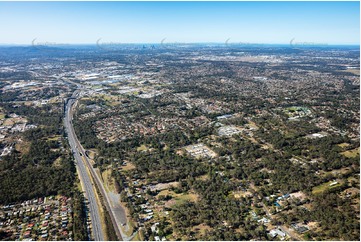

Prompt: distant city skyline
[{"left": 0, "top": 1, "right": 359, "bottom": 45}]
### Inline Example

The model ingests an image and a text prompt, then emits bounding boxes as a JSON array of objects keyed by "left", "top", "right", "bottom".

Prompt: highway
[
  {"left": 64, "top": 89, "right": 125, "bottom": 241},
  {"left": 64, "top": 94, "right": 105, "bottom": 241}
]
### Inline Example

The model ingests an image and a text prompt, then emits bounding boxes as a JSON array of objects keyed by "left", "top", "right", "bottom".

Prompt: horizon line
[{"left": 0, "top": 42, "right": 359, "bottom": 47}]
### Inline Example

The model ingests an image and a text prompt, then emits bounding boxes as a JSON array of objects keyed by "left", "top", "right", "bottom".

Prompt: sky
[{"left": 0, "top": 1, "right": 359, "bottom": 45}]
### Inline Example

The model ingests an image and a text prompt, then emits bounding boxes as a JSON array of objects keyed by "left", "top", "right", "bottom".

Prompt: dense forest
[{"left": 0, "top": 104, "right": 76, "bottom": 204}]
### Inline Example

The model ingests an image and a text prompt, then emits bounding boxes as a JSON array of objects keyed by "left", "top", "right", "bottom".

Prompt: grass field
[
  {"left": 322, "top": 167, "right": 352, "bottom": 177},
  {"left": 131, "top": 231, "right": 141, "bottom": 241},
  {"left": 101, "top": 168, "right": 116, "bottom": 193},
  {"left": 53, "top": 157, "right": 63, "bottom": 168},
  {"left": 121, "top": 161, "right": 136, "bottom": 171},
  {"left": 195, "top": 174, "right": 209, "bottom": 181},
  {"left": 91, "top": 85, "right": 103, "bottom": 90},
  {"left": 101, "top": 94, "right": 121, "bottom": 106},
  {"left": 158, "top": 190, "right": 198, "bottom": 206},
  {"left": 191, "top": 223, "right": 212, "bottom": 236},
  {"left": 3, "top": 118, "right": 15, "bottom": 126},
  {"left": 15, "top": 140, "right": 31, "bottom": 154},
  {"left": 232, "top": 190, "right": 252, "bottom": 199},
  {"left": 283, "top": 106, "right": 310, "bottom": 117},
  {"left": 341, "top": 147, "right": 360, "bottom": 158},
  {"left": 136, "top": 144, "right": 148, "bottom": 152},
  {"left": 337, "top": 143, "right": 350, "bottom": 148},
  {"left": 347, "top": 176, "right": 359, "bottom": 185},
  {"left": 174, "top": 193, "right": 198, "bottom": 205},
  {"left": 312, "top": 181, "right": 342, "bottom": 195},
  {"left": 86, "top": 149, "right": 97, "bottom": 159},
  {"left": 47, "top": 135, "right": 61, "bottom": 141}
]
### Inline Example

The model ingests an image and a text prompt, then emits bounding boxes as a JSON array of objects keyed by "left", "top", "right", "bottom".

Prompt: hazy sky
[{"left": 0, "top": 1, "right": 359, "bottom": 45}]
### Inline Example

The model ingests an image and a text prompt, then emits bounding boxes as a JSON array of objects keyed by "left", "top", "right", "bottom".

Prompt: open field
[
  {"left": 2, "top": 118, "right": 15, "bottom": 126},
  {"left": 131, "top": 230, "right": 143, "bottom": 241},
  {"left": 195, "top": 174, "right": 209, "bottom": 181},
  {"left": 174, "top": 192, "right": 198, "bottom": 206},
  {"left": 151, "top": 182, "right": 179, "bottom": 191},
  {"left": 341, "top": 147, "right": 360, "bottom": 158},
  {"left": 13, "top": 139, "right": 31, "bottom": 154},
  {"left": 232, "top": 190, "right": 253, "bottom": 198},
  {"left": 283, "top": 106, "right": 311, "bottom": 118},
  {"left": 53, "top": 157, "right": 63, "bottom": 168},
  {"left": 246, "top": 120, "right": 259, "bottom": 130},
  {"left": 312, "top": 181, "right": 342, "bottom": 195},
  {"left": 342, "top": 69, "right": 360, "bottom": 75},
  {"left": 136, "top": 144, "right": 148, "bottom": 152},
  {"left": 191, "top": 223, "right": 212, "bottom": 235},
  {"left": 159, "top": 190, "right": 198, "bottom": 207},
  {"left": 101, "top": 168, "right": 117, "bottom": 193},
  {"left": 87, "top": 149, "right": 97, "bottom": 160},
  {"left": 47, "top": 135, "right": 61, "bottom": 141},
  {"left": 337, "top": 142, "right": 350, "bottom": 148},
  {"left": 121, "top": 161, "right": 136, "bottom": 171}
]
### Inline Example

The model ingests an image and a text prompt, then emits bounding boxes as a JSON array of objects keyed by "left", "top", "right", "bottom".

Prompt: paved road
[
  {"left": 65, "top": 90, "right": 125, "bottom": 241},
  {"left": 65, "top": 96, "right": 105, "bottom": 241}
]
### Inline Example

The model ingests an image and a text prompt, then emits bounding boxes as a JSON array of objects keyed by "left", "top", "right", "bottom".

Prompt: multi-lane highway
[
  {"left": 64, "top": 93, "right": 105, "bottom": 241},
  {"left": 64, "top": 89, "right": 125, "bottom": 241}
]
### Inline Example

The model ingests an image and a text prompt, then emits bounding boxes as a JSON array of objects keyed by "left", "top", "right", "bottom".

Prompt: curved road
[
  {"left": 65, "top": 95, "right": 105, "bottom": 241},
  {"left": 65, "top": 89, "right": 125, "bottom": 241}
]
